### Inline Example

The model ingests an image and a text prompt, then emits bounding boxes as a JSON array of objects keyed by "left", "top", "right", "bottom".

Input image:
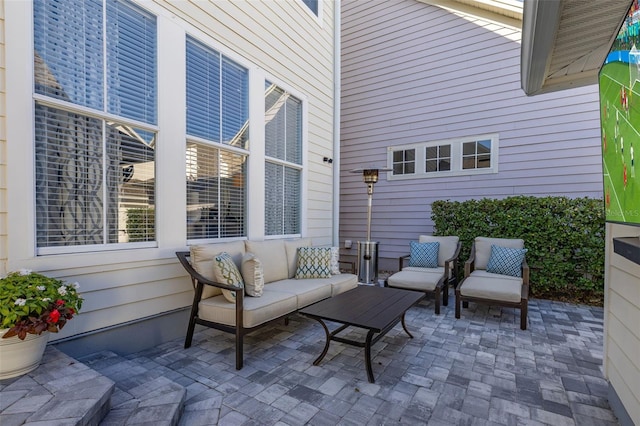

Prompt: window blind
[
  {"left": 34, "top": 0, "right": 104, "bottom": 109},
  {"left": 186, "top": 37, "right": 248, "bottom": 149},
  {"left": 106, "top": 0, "right": 157, "bottom": 124}
]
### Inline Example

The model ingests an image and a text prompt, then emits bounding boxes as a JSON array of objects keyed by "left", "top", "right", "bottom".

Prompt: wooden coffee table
[{"left": 299, "top": 285, "right": 424, "bottom": 383}]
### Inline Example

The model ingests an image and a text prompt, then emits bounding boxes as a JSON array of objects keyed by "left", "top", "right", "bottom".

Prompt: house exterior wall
[
  {"left": 3, "top": 0, "right": 337, "bottom": 344},
  {"left": 339, "top": 0, "right": 603, "bottom": 270},
  {"left": 604, "top": 223, "right": 640, "bottom": 426}
]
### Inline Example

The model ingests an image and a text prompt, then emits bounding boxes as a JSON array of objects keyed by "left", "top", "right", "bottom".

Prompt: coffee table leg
[
  {"left": 365, "top": 330, "right": 376, "bottom": 383},
  {"left": 401, "top": 313, "right": 413, "bottom": 339},
  {"left": 311, "top": 318, "right": 331, "bottom": 366}
]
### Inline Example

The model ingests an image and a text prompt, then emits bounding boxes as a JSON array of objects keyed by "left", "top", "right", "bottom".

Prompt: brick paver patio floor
[{"left": 121, "top": 295, "right": 618, "bottom": 425}]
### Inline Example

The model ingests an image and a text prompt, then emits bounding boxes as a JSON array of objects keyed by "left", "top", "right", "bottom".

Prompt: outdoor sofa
[{"left": 176, "top": 238, "right": 358, "bottom": 369}]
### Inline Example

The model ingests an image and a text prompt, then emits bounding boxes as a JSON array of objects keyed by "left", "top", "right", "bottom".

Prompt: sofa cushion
[
  {"left": 419, "top": 235, "right": 460, "bottom": 267},
  {"left": 264, "top": 279, "right": 332, "bottom": 309},
  {"left": 328, "top": 273, "right": 359, "bottom": 296},
  {"left": 409, "top": 241, "right": 439, "bottom": 268},
  {"left": 241, "top": 252, "right": 264, "bottom": 297},
  {"left": 245, "top": 240, "right": 289, "bottom": 284},
  {"left": 213, "top": 252, "right": 244, "bottom": 303},
  {"left": 284, "top": 238, "right": 313, "bottom": 278},
  {"left": 198, "top": 291, "right": 298, "bottom": 328},
  {"left": 387, "top": 267, "right": 445, "bottom": 292},
  {"left": 295, "top": 247, "right": 332, "bottom": 279},
  {"left": 459, "top": 270, "right": 523, "bottom": 303},
  {"left": 486, "top": 245, "right": 527, "bottom": 277},
  {"left": 474, "top": 237, "right": 524, "bottom": 270},
  {"left": 190, "top": 240, "right": 246, "bottom": 299}
]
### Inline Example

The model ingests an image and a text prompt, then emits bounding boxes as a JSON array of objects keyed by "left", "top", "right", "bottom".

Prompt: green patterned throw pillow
[
  {"left": 212, "top": 252, "right": 244, "bottom": 302},
  {"left": 295, "top": 247, "right": 332, "bottom": 279}
]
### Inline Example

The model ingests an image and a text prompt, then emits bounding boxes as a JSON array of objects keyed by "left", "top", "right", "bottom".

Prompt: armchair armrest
[
  {"left": 464, "top": 243, "right": 476, "bottom": 278},
  {"left": 176, "top": 251, "right": 245, "bottom": 294},
  {"left": 522, "top": 257, "right": 530, "bottom": 285},
  {"left": 444, "top": 242, "right": 462, "bottom": 280},
  {"left": 338, "top": 259, "right": 356, "bottom": 274},
  {"left": 398, "top": 254, "right": 410, "bottom": 271}
]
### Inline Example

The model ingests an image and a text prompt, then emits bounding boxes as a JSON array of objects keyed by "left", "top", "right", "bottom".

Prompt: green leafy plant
[
  {"left": 431, "top": 196, "right": 605, "bottom": 303},
  {"left": 0, "top": 270, "right": 83, "bottom": 340}
]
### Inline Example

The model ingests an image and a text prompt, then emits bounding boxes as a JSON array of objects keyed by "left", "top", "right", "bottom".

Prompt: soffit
[{"left": 521, "top": 0, "right": 632, "bottom": 95}]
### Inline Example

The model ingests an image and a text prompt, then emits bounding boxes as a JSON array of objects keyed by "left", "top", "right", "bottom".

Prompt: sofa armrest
[
  {"left": 444, "top": 242, "right": 462, "bottom": 281},
  {"left": 338, "top": 259, "right": 356, "bottom": 274},
  {"left": 176, "top": 251, "right": 245, "bottom": 294},
  {"left": 522, "top": 257, "right": 530, "bottom": 286}
]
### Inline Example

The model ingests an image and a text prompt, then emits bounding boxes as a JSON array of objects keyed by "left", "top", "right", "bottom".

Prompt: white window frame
[
  {"left": 386, "top": 134, "right": 500, "bottom": 181},
  {"left": 263, "top": 80, "right": 308, "bottom": 239}
]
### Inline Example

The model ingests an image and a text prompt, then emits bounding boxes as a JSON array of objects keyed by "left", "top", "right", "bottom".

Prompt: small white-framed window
[
  {"left": 392, "top": 148, "right": 416, "bottom": 175},
  {"left": 387, "top": 134, "right": 499, "bottom": 180}
]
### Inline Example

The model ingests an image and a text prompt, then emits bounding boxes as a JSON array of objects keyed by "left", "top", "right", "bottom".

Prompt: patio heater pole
[{"left": 351, "top": 168, "right": 389, "bottom": 285}]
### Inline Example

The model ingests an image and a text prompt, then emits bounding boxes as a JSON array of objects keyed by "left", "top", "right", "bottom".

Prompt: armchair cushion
[
  {"left": 387, "top": 267, "right": 445, "bottom": 292},
  {"left": 409, "top": 241, "right": 439, "bottom": 268},
  {"left": 330, "top": 247, "right": 341, "bottom": 275},
  {"left": 213, "top": 252, "right": 245, "bottom": 303},
  {"left": 459, "top": 271, "right": 523, "bottom": 302},
  {"left": 486, "top": 245, "right": 527, "bottom": 277},
  {"left": 419, "top": 235, "right": 460, "bottom": 266},
  {"left": 295, "top": 247, "right": 332, "bottom": 279}
]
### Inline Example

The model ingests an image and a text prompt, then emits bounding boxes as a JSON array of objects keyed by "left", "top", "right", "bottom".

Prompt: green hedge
[{"left": 431, "top": 196, "right": 605, "bottom": 296}]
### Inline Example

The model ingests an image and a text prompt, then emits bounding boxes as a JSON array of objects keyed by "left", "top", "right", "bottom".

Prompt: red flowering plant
[{"left": 0, "top": 269, "right": 83, "bottom": 340}]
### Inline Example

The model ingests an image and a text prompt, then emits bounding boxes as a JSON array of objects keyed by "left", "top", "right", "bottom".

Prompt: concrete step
[
  {"left": 79, "top": 351, "right": 185, "bottom": 426},
  {"left": 0, "top": 346, "right": 114, "bottom": 426}
]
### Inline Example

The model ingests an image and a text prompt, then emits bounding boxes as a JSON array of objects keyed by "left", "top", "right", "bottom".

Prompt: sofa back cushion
[
  {"left": 284, "top": 238, "right": 313, "bottom": 278},
  {"left": 418, "top": 235, "right": 459, "bottom": 267},
  {"left": 245, "top": 240, "right": 289, "bottom": 284},
  {"left": 190, "top": 240, "right": 246, "bottom": 299},
  {"left": 474, "top": 237, "right": 524, "bottom": 270}
]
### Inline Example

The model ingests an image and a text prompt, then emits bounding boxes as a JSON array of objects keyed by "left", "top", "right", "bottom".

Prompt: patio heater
[{"left": 351, "top": 167, "right": 390, "bottom": 285}]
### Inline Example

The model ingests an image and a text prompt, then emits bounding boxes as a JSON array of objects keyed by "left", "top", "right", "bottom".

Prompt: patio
[{"left": 0, "top": 294, "right": 618, "bottom": 426}]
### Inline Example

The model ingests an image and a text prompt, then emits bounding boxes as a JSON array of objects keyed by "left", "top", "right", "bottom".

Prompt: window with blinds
[
  {"left": 186, "top": 36, "right": 248, "bottom": 240},
  {"left": 265, "top": 82, "right": 302, "bottom": 236},
  {"left": 33, "top": 0, "right": 157, "bottom": 250}
]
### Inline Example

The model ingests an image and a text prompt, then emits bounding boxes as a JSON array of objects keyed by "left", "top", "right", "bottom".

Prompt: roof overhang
[{"left": 521, "top": 0, "right": 632, "bottom": 95}]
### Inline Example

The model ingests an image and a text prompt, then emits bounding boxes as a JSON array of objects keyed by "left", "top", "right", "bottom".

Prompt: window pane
[
  {"left": 106, "top": 0, "right": 157, "bottom": 124},
  {"left": 265, "top": 162, "right": 284, "bottom": 235},
  {"left": 302, "top": 0, "right": 318, "bottom": 15},
  {"left": 439, "top": 145, "right": 451, "bottom": 157},
  {"left": 462, "top": 157, "right": 476, "bottom": 169},
  {"left": 393, "top": 163, "right": 404, "bottom": 174},
  {"left": 107, "top": 124, "right": 156, "bottom": 243},
  {"left": 285, "top": 96, "right": 302, "bottom": 164},
  {"left": 405, "top": 149, "right": 415, "bottom": 161},
  {"left": 426, "top": 159, "right": 437, "bottom": 173},
  {"left": 186, "top": 142, "right": 246, "bottom": 239},
  {"left": 186, "top": 38, "right": 220, "bottom": 141},
  {"left": 426, "top": 146, "right": 437, "bottom": 160},
  {"left": 265, "top": 84, "right": 286, "bottom": 160},
  {"left": 221, "top": 58, "right": 249, "bottom": 149},
  {"left": 393, "top": 150, "right": 403, "bottom": 162},
  {"left": 478, "top": 154, "right": 491, "bottom": 168},
  {"left": 439, "top": 159, "right": 451, "bottom": 171},
  {"left": 34, "top": 0, "right": 104, "bottom": 109},
  {"left": 463, "top": 142, "right": 476, "bottom": 155},
  {"left": 478, "top": 140, "right": 491, "bottom": 153},
  {"left": 283, "top": 167, "right": 301, "bottom": 234},
  {"left": 405, "top": 162, "right": 415, "bottom": 174},
  {"left": 35, "top": 105, "right": 105, "bottom": 247}
]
